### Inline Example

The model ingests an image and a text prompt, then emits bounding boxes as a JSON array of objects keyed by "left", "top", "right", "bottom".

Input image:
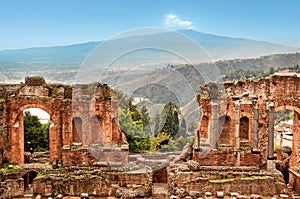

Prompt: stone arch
[
  {"left": 218, "top": 115, "right": 231, "bottom": 145},
  {"left": 72, "top": 117, "right": 82, "bottom": 143},
  {"left": 275, "top": 105, "right": 300, "bottom": 114},
  {"left": 240, "top": 116, "right": 249, "bottom": 140},
  {"left": 22, "top": 170, "right": 38, "bottom": 191},
  {"left": 274, "top": 105, "right": 300, "bottom": 167},
  {"left": 90, "top": 115, "right": 102, "bottom": 144},
  {"left": 9, "top": 104, "right": 56, "bottom": 164}
]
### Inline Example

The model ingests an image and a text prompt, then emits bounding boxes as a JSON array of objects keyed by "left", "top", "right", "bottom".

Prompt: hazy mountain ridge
[
  {"left": 0, "top": 29, "right": 297, "bottom": 66},
  {"left": 103, "top": 52, "right": 300, "bottom": 106}
]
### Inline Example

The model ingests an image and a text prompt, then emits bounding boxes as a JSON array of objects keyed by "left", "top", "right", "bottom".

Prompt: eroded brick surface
[{"left": 0, "top": 77, "right": 128, "bottom": 166}]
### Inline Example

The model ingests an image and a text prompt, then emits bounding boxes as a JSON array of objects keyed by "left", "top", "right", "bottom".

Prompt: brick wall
[
  {"left": 193, "top": 150, "right": 262, "bottom": 167},
  {"left": 33, "top": 169, "right": 151, "bottom": 197},
  {"left": 62, "top": 147, "right": 129, "bottom": 166}
]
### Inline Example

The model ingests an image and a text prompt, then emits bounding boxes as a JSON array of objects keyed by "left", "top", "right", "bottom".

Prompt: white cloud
[{"left": 164, "top": 14, "right": 193, "bottom": 29}]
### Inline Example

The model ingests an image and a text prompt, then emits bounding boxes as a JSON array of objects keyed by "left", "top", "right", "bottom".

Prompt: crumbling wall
[
  {"left": 62, "top": 146, "right": 129, "bottom": 166},
  {"left": 193, "top": 150, "right": 261, "bottom": 167},
  {"left": 195, "top": 75, "right": 300, "bottom": 169},
  {"left": 0, "top": 178, "right": 24, "bottom": 199},
  {"left": 195, "top": 74, "right": 300, "bottom": 194},
  {"left": 0, "top": 77, "right": 127, "bottom": 166},
  {"left": 167, "top": 161, "right": 286, "bottom": 197},
  {"left": 33, "top": 168, "right": 152, "bottom": 197}
]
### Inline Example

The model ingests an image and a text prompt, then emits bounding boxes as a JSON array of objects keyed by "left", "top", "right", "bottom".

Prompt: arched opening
[
  {"left": 218, "top": 116, "right": 231, "bottom": 145},
  {"left": 274, "top": 109, "right": 293, "bottom": 149},
  {"left": 72, "top": 117, "right": 82, "bottom": 143},
  {"left": 23, "top": 170, "right": 38, "bottom": 195},
  {"left": 23, "top": 108, "right": 50, "bottom": 163},
  {"left": 274, "top": 109, "right": 294, "bottom": 184},
  {"left": 152, "top": 167, "right": 167, "bottom": 183},
  {"left": 239, "top": 116, "right": 249, "bottom": 140},
  {"left": 90, "top": 115, "right": 102, "bottom": 144}
]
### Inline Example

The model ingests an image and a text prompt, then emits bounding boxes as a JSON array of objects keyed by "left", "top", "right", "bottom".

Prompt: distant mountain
[
  {"left": 177, "top": 29, "right": 297, "bottom": 60},
  {"left": 0, "top": 29, "right": 297, "bottom": 66},
  {"left": 103, "top": 52, "right": 300, "bottom": 106},
  {"left": 0, "top": 42, "right": 99, "bottom": 64}
]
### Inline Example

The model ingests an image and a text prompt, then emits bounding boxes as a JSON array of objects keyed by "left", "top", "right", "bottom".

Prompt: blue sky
[{"left": 0, "top": 0, "right": 300, "bottom": 50}]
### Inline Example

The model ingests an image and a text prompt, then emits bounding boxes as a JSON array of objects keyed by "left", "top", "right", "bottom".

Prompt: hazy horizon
[{"left": 1, "top": 0, "right": 300, "bottom": 50}]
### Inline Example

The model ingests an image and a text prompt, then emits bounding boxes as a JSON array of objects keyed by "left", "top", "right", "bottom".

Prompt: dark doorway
[
  {"left": 72, "top": 117, "right": 83, "bottom": 143},
  {"left": 152, "top": 167, "right": 167, "bottom": 183},
  {"left": 239, "top": 116, "right": 249, "bottom": 140},
  {"left": 23, "top": 171, "right": 38, "bottom": 193}
]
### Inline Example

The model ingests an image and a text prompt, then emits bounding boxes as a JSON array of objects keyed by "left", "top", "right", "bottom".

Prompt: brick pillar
[
  {"left": 268, "top": 102, "right": 275, "bottom": 160},
  {"left": 211, "top": 102, "right": 218, "bottom": 149},
  {"left": 252, "top": 101, "right": 259, "bottom": 151},
  {"left": 234, "top": 102, "right": 240, "bottom": 150},
  {"left": 194, "top": 130, "right": 200, "bottom": 149},
  {"left": 291, "top": 111, "right": 300, "bottom": 166}
]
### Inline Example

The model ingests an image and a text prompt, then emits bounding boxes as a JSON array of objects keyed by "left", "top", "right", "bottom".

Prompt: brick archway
[
  {"left": 9, "top": 104, "right": 57, "bottom": 164},
  {"left": 274, "top": 106, "right": 300, "bottom": 167},
  {"left": 1, "top": 77, "right": 127, "bottom": 167},
  {"left": 195, "top": 75, "right": 300, "bottom": 167}
]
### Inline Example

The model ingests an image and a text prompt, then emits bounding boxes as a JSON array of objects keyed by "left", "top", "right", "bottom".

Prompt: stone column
[
  {"left": 234, "top": 102, "right": 240, "bottom": 150},
  {"left": 268, "top": 102, "right": 275, "bottom": 160},
  {"left": 252, "top": 101, "right": 259, "bottom": 151},
  {"left": 211, "top": 102, "right": 218, "bottom": 149},
  {"left": 194, "top": 130, "right": 200, "bottom": 149},
  {"left": 291, "top": 112, "right": 300, "bottom": 166}
]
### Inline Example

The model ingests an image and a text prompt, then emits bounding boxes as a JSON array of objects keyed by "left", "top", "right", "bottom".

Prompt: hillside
[
  {"left": 103, "top": 52, "right": 300, "bottom": 106},
  {"left": 0, "top": 29, "right": 297, "bottom": 66}
]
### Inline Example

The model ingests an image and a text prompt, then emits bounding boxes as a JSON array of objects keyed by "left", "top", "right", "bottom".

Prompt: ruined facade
[
  {"left": 0, "top": 76, "right": 128, "bottom": 166},
  {"left": 194, "top": 74, "right": 300, "bottom": 193}
]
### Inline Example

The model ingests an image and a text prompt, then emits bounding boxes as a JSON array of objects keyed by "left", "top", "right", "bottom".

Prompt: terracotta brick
[{"left": 0, "top": 77, "right": 127, "bottom": 166}]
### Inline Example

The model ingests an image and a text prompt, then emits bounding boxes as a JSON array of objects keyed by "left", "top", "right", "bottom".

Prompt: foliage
[
  {"left": 112, "top": 88, "right": 129, "bottom": 110},
  {"left": 132, "top": 83, "right": 180, "bottom": 105},
  {"left": 152, "top": 135, "right": 193, "bottom": 152},
  {"left": 222, "top": 64, "right": 300, "bottom": 82},
  {"left": 161, "top": 102, "right": 180, "bottom": 138},
  {"left": 118, "top": 109, "right": 150, "bottom": 152},
  {"left": 128, "top": 98, "right": 141, "bottom": 121},
  {"left": 24, "top": 111, "right": 49, "bottom": 152},
  {"left": 289, "top": 112, "right": 294, "bottom": 119},
  {"left": 150, "top": 132, "right": 172, "bottom": 151},
  {"left": 114, "top": 88, "right": 190, "bottom": 153},
  {"left": 140, "top": 105, "right": 151, "bottom": 133},
  {"left": 275, "top": 110, "right": 293, "bottom": 125}
]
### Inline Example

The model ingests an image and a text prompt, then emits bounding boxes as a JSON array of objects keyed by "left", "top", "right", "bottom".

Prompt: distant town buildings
[{"left": 275, "top": 119, "right": 293, "bottom": 148}]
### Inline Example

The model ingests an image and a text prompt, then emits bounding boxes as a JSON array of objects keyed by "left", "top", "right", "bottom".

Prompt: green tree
[
  {"left": 24, "top": 111, "right": 49, "bottom": 152},
  {"left": 140, "top": 106, "right": 151, "bottom": 132},
  {"left": 118, "top": 109, "right": 149, "bottom": 152},
  {"left": 150, "top": 132, "right": 172, "bottom": 151},
  {"left": 152, "top": 112, "right": 161, "bottom": 135},
  {"left": 269, "top": 67, "right": 275, "bottom": 75},
  {"left": 127, "top": 98, "right": 141, "bottom": 121},
  {"left": 161, "top": 102, "right": 180, "bottom": 138},
  {"left": 111, "top": 88, "right": 129, "bottom": 110}
]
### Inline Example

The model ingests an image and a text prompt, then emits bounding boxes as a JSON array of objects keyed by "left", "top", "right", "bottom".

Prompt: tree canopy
[{"left": 24, "top": 111, "right": 49, "bottom": 152}]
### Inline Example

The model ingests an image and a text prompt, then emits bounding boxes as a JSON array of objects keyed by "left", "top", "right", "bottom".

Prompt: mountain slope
[
  {"left": 0, "top": 29, "right": 297, "bottom": 66},
  {"left": 0, "top": 42, "right": 99, "bottom": 64}
]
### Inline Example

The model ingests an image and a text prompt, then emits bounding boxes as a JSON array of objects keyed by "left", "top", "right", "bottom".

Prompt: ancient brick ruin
[
  {"left": 0, "top": 76, "right": 128, "bottom": 166},
  {"left": 194, "top": 74, "right": 300, "bottom": 194},
  {"left": 2, "top": 75, "right": 300, "bottom": 198}
]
